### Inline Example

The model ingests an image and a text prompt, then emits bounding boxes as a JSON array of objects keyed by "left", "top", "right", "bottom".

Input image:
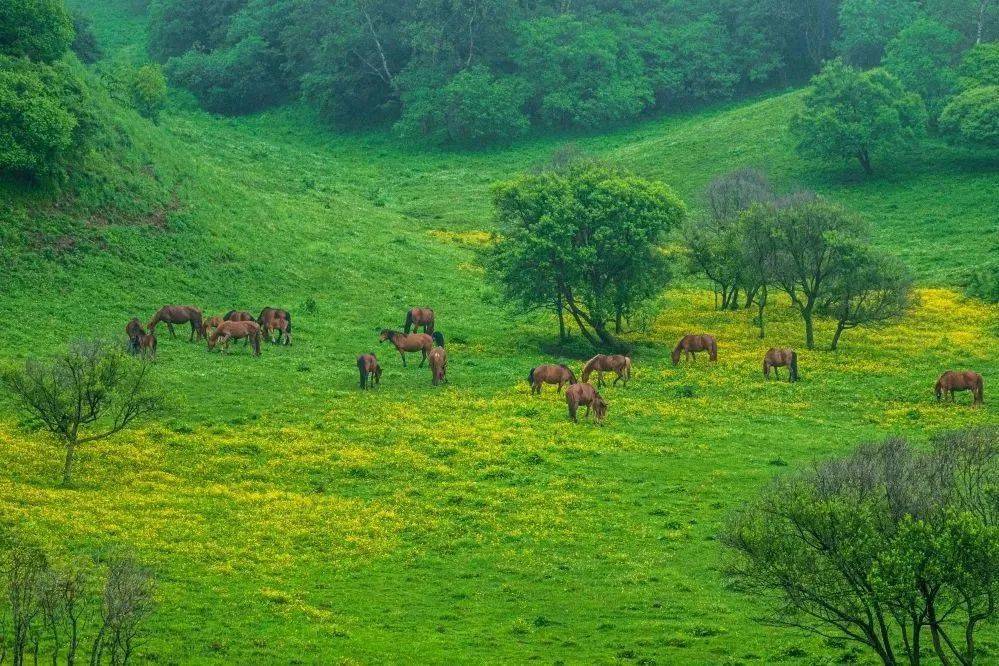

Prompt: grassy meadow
[{"left": 2, "top": 10, "right": 999, "bottom": 660}]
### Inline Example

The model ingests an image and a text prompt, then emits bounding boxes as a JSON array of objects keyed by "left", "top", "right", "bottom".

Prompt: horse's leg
[
  {"left": 568, "top": 402, "right": 577, "bottom": 422},
  {"left": 419, "top": 348, "right": 427, "bottom": 367},
  {"left": 399, "top": 349, "right": 407, "bottom": 367},
  {"left": 168, "top": 322, "right": 175, "bottom": 338},
  {"left": 585, "top": 404, "right": 591, "bottom": 419}
]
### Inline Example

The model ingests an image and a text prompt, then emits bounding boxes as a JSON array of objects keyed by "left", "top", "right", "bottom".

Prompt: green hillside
[{"left": 2, "top": 4, "right": 998, "bottom": 662}]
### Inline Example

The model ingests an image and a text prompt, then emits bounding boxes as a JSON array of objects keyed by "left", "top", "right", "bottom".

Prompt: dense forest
[{"left": 146, "top": 0, "right": 997, "bottom": 145}]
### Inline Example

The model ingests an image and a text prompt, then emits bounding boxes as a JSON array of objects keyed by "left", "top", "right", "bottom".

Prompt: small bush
[{"left": 131, "top": 64, "right": 168, "bottom": 120}]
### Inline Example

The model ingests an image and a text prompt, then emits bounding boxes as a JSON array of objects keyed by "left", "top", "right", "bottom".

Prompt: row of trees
[
  {"left": 791, "top": 35, "right": 998, "bottom": 175},
  {"left": 143, "top": 0, "right": 997, "bottom": 146},
  {"left": 686, "top": 169, "right": 913, "bottom": 349},
  {"left": 725, "top": 427, "right": 998, "bottom": 665},
  {"left": 0, "top": 0, "right": 168, "bottom": 180},
  {"left": 0, "top": 536, "right": 155, "bottom": 665}
]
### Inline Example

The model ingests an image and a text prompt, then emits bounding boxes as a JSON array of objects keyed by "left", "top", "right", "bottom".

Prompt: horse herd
[
  {"left": 124, "top": 306, "right": 985, "bottom": 422},
  {"left": 124, "top": 305, "right": 292, "bottom": 358}
]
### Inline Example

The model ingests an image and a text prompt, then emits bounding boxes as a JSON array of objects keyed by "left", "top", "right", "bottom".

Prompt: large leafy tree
[
  {"left": 883, "top": 18, "right": 963, "bottom": 121},
  {"left": 0, "top": 0, "right": 74, "bottom": 63},
  {"left": 940, "top": 43, "right": 999, "bottom": 147},
  {"left": 791, "top": 59, "right": 926, "bottom": 174},
  {"left": 488, "top": 163, "right": 685, "bottom": 348},
  {"left": 835, "top": 0, "right": 917, "bottom": 67}
]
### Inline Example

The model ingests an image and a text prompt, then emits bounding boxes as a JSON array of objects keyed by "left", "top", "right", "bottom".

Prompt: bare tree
[
  {"left": 91, "top": 559, "right": 154, "bottom": 666},
  {"left": 3, "top": 546, "right": 47, "bottom": 666},
  {"left": 1, "top": 340, "right": 163, "bottom": 486}
]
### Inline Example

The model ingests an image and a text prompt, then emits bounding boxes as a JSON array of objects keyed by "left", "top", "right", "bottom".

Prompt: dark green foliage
[
  {"left": 70, "top": 10, "right": 102, "bottom": 64},
  {"left": 966, "top": 262, "right": 999, "bottom": 303},
  {"left": 166, "top": 35, "right": 286, "bottom": 114},
  {"left": 0, "top": 56, "right": 97, "bottom": 178},
  {"left": 0, "top": 0, "right": 74, "bottom": 63},
  {"left": 791, "top": 60, "right": 926, "bottom": 174},
  {"left": 883, "top": 18, "right": 962, "bottom": 121},
  {"left": 922, "top": 0, "right": 999, "bottom": 46},
  {"left": 940, "top": 43, "right": 999, "bottom": 147},
  {"left": 143, "top": 0, "right": 857, "bottom": 142},
  {"left": 835, "top": 0, "right": 917, "bottom": 67},
  {"left": 487, "top": 162, "right": 685, "bottom": 347},
  {"left": 395, "top": 66, "right": 530, "bottom": 147}
]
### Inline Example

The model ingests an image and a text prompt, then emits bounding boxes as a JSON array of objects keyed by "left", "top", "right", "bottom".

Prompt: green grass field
[{"left": 2, "top": 5, "right": 998, "bottom": 660}]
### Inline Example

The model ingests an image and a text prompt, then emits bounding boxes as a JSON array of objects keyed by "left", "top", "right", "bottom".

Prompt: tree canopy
[{"left": 487, "top": 162, "right": 685, "bottom": 348}]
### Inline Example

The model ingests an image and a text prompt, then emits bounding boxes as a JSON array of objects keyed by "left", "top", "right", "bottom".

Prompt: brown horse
[
  {"left": 134, "top": 332, "right": 157, "bottom": 360},
  {"left": 428, "top": 346, "right": 448, "bottom": 386},
  {"left": 404, "top": 307, "right": 435, "bottom": 334},
  {"left": 258, "top": 307, "right": 292, "bottom": 345},
  {"left": 148, "top": 306, "right": 204, "bottom": 341},
  {"left": 208, "top": 320, "right": 262, "bottom": 356},
  {"left": 935, "top": 371, "right": 983, "bottom": 405},
  {"left": 357, "top": 353, "right": 382, "bottom": 389},
  {"left": 202, "top": 315, "right": 223, "bottom": 337},
  {"left": 125, "top": 318, "right": 145, "bottom": 354},
  {"left": 224, "top": 310, "right": 255, "bottom": 322},
  {"left": 379, "top": 329, "right": 434, "bottom": 367},
  {"left": 528, "top": 364, "right": 577, "bottom": 395},
  {"left": 763, "top": 348, "right": 799, "bottom": 382},
  {"left": 581, "top": 354, "right": 631, "bottom": 388},
  {"left": 671, "top": 334, "right": 717, "bottom": 365},
  {"left": 566, "top": 383, "right": 608, "bottom": 422}
]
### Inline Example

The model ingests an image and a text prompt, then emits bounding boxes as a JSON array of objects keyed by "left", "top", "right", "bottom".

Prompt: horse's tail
[
  {"left": 253, "top": 330, "right": 261, "bottom": 356},
  {"left": 528, "top": 367, "right": 535, "bottom": 386},
  {"left": 624, "top": 357, "right": 632, "bottom": 380},
  {"left": 709, "top": 338, "right": 718, "bottom": 361},
  {"left": 975, "top": 374, "right": 984, "bottom": 403},
  {"left": 285, "top": 311, "right": 292, "bottom": 334},
  {"left": 935, "top": 378, "right": 944, "bottom": 401},
  {"left": 404, "top": 310, "right": 413, "bottom": 334},
  {"left": 358, "top": 356, "right": 368, "bottom": 388},
  {"left": 789, "top": 351, "right": 798, "bottom": 382}
]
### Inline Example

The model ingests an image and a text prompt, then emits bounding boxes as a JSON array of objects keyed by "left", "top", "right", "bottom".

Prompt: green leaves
[{"left": 0, "top": 0, "right": 74, "bottom": 63}]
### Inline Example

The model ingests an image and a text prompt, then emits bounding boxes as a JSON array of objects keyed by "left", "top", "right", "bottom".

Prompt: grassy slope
[{"left": 3, "top": 7, "right": 999, "bottom": 661}]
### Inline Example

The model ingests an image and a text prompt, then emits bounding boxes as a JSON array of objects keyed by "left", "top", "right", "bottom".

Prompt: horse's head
[
  {"left": 670, "top": 346, "right": 681, "bottom": 366},
  {"left": 593, "top": 395, "right": 608, "bottom": 421},
  {"left": 379, "top": 329, "right": 393, "bottom": 343},
  {"left": 561, "top": 365, "right": 577, "bottom": 384}
]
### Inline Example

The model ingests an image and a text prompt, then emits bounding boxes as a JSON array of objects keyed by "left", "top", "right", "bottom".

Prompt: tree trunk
[
  {"left": 802, "top": 308, "right": 816, "bottom": 349},
  {"left": 756, "top": 286, "right": 768, "bottom": 339},
  {"left": 591, "top": 319, "right": 618, "bottom": 348},
  {"left": 556, "top": 296, "right": 567, "bottom": 342},
  {"left": 830, "top": 322, "right": 846, "bottom": 350},
  {"left": 858, "top": 148, "right": 873, "bottom": 175},
  {"left": 614, "top": 306, "right": 623, "bottom": 334},
  {"left": 62, "top": 440, "right": 77, "bottom": 486}
]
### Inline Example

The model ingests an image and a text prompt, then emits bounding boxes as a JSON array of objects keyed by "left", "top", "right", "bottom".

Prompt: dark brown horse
[
  {"left": 581, "top": 354, "right": 631, "bottom": 387},
  {"left": 258, "top": 307, "right": 292, "bottom": 345},
  {"left": 566, "top": 383, "right": 608, "bottom": 422},
  {"left": 428, "top": 346, "right": 448, "bottom": 386},
  {"left": 357, "top": 353, "right": 382, "bottom": 389},
  {"left": 125, "top": 318, "right": 145, "bottom": 354},
  {"left": 148, "top": 306, "right": 204, "bottom": 341},
  {"left": 404, "top": 307, "right": 435, "bottom": 334},
  {"left": 379, "top": 329, "right": 434, "bottom": 367},
  {"left": 763, "top": 348, "right": 798, "bottom": 382},
  {"left": 528, "top": 364, "right": 576, "bottom": 395},
  {"left": 208, "top": 320, "right": 261, "bottom": 356},
  {"left": 224, "top": 310, "right": 255, "bottom": 322},
  {"left": 671, "top": 334, "right": 717, "bottom": 365},
  {"left": 935, "top": 371, "right": 983, "bottom": 405}
]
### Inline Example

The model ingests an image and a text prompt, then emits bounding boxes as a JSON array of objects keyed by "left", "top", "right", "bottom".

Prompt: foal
[
  {"left": 379, "top": 329, "right": 434, "bottom": 367},
  {"left": 357, "top": 353, "right": 382, "bottom": 389},
  {"left": 428, "top": 346, "right": 448, "bottom": 386}
]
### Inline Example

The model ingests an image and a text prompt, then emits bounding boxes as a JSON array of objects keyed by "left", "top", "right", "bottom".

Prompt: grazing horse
[
  {"left": 258, "top": 307, "right": 292, "bottom": 345},
  {"left": 357, "top": 353, "right": 382, "bottom": 389},
  {"left": 125, "top": 318, "right": 145, "bottom": 353},
  {"left": 134, "top": 332, "right": 157, "bottom": 360},
  {"left": 202, "top": 315, "right": 223, "bottom": 337},
  {"left": 208, "top": 320, "right": 262, "bottom": 356},
  {"left": 379, "top": 329, "right": 434, "bottom": 367},
  {"left": 404, "top": 307, "right": 435, "bottom": 334},
  {"left": 935, "top": 371, "right": 983, "bottom": 405},
  {"left": 581, "top": 354, "right": 631, "bottom": 388},
  {"left": 566, "top": 383, "right": 608, "bottom": 422},
  {"left": 224, "top": 310, "right": 255, "bottom": 322},
  {"left": 428, "top": 346, "right": 448, "bottom": 386},
  {"left": 528, "top": 364, "right": 577, "bottom": 395},
  {"left": 763, "top": 348, "right": 798, "bottom": 382},
  {"left": 671, "top": 334, "right": 717, "bottom": 365},
  {"left": 148, "top": 306, "right": 204, "bottom": 342}
]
